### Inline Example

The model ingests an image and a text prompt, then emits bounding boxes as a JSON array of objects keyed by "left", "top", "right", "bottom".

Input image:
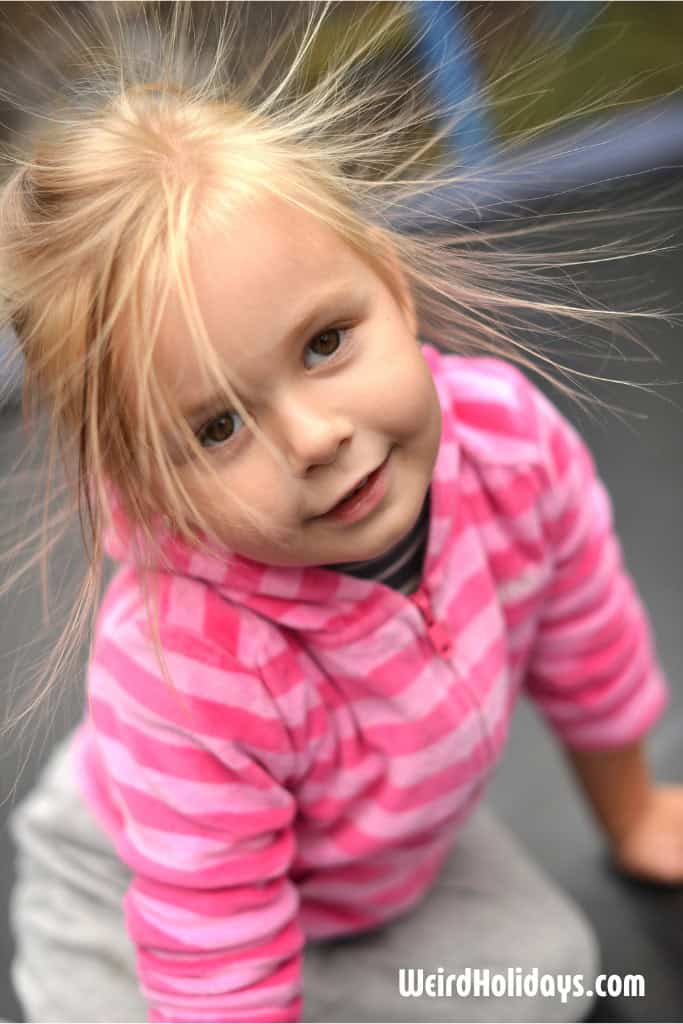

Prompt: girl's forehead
[
  {"left": 154, "top": 196, "right": 374, "bottom": 388},
  {"left": 204, "top": 194, "right": 359, "bottom": 280}
]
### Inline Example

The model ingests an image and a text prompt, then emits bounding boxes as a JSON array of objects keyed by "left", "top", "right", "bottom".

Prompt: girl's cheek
[{"left": 388, "top": 356, "right": 435, "bottom": 424}]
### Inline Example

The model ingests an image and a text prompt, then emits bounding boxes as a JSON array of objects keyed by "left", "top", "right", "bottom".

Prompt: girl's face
[{"left": 153, "top": 195, "right": 442, "bottom": 567}]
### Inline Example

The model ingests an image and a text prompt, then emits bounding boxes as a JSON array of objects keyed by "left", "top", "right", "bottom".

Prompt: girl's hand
[{"left": 610, "top": 785, "right": 683, "bottom": 885}]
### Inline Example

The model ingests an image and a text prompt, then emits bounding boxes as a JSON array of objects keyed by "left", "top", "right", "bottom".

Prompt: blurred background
[{"left": 1, "top": 3, "right": 683, "bottom": 1021}]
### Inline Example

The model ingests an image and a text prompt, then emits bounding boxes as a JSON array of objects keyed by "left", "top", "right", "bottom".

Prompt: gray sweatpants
[{"left": 8, "top": 734, "right": 600, "bottom": 1023}]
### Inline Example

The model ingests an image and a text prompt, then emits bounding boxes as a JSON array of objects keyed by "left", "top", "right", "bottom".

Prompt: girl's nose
[{"left": 274, "top": 396, "right": 353, "bottom": 475}]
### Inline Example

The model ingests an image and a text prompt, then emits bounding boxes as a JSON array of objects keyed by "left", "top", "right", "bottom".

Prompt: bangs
[{"left": 106, "top": 197, "right": 304, "bottom": 560}]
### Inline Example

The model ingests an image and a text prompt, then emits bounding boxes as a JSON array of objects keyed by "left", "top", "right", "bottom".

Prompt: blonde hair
[{"left": 0, "top": 1, "right": 674, "bottom": 755}]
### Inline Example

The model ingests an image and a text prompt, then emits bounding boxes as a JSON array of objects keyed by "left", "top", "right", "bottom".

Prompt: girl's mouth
[{"left": 317, "top": 452, "right": 391, "bottom": 524}]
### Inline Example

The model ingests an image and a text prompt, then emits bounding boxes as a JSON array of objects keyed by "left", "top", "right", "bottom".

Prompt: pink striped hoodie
[{"left": 72, "top": 343, "right": 668, "bottom": 1022}]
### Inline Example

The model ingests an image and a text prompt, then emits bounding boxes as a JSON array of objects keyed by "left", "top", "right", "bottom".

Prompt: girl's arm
[
  {"left": 566, "top": 741, "right": 651, "bottom": 845},
  {"left": 566, "top": 742, "right": 683, "bottom": 884},
  {"left": 85, "top": 593, "right": 304, "bottom": 1024},
  {"left": 495, "top": 365, "right": 679, "bottom": 883}
]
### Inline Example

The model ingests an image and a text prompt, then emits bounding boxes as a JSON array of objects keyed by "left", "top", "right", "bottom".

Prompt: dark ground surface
[{"left": 0, "top": 174, "right": 682, "bottom": 1022}]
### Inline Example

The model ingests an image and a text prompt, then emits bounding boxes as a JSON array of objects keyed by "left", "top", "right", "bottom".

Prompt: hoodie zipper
[
  {"left": 410, "top": 587, "right": 454, "bottom": 659},
  {"left": 411, "top": 585, "right": 498, "bottom": 771}
]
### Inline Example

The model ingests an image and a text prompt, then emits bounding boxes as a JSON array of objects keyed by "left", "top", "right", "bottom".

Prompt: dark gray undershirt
[{"left": 325, "top": 486, "right": 431, "bottom": 595}]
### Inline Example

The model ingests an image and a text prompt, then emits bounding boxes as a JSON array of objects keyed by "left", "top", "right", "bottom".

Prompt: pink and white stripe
[{"left": 72, "top": 344, "right": 668, "bottom": 1022}]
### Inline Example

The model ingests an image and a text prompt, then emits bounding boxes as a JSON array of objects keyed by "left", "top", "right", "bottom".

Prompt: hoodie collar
[{"left": 104, "top": 343, "right": 460, "bottom": 641}]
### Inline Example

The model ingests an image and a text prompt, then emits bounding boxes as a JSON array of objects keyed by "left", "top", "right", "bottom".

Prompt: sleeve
[
  {"left": 87, "top": 617, "right": 304, "bottom": 1023},
  {"left": 522, "top": 382, "right": 669, "bottom": 750}
]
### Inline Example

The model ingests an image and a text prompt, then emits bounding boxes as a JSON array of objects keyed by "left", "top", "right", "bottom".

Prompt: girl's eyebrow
[{"left": 180, "top": 284, "right": 358, "bottom": 425}]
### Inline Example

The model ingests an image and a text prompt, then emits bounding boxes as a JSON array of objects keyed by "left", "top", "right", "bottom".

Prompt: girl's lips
[{"left": 317, "top": 451, "right": 391, "bottom": 524}]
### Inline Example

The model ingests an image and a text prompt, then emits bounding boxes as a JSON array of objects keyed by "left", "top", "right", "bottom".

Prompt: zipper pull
[{"left": 411, "top": 589, "right": 454, "bottom": 658}]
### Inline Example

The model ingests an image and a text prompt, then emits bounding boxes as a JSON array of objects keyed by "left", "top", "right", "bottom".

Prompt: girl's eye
[
  {"left": 197, "top": 410, "right": 243, "bottom": 450},
  {"left": 304, "top": 327, "right": 347, "bottom": 368},
  {"left": 196, "top": 326, "right": 350, "bottom": 451}
]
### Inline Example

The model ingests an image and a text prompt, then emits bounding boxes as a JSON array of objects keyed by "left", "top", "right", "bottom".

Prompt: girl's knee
[
  {"left": 521, "top": 899, "right": 600, "bottom": 1022},
  {"left": 545, "top": 898, "right": 599, "bottom": 980}
]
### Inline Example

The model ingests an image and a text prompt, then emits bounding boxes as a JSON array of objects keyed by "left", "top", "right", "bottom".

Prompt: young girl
[{"left": 2, "top": 4, "right": 682, "bottom": 1022}]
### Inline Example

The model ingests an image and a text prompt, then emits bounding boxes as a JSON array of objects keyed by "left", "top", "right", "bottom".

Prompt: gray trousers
[{"left": 8, "top": 734, "right": 600, "bottom": 1023}]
